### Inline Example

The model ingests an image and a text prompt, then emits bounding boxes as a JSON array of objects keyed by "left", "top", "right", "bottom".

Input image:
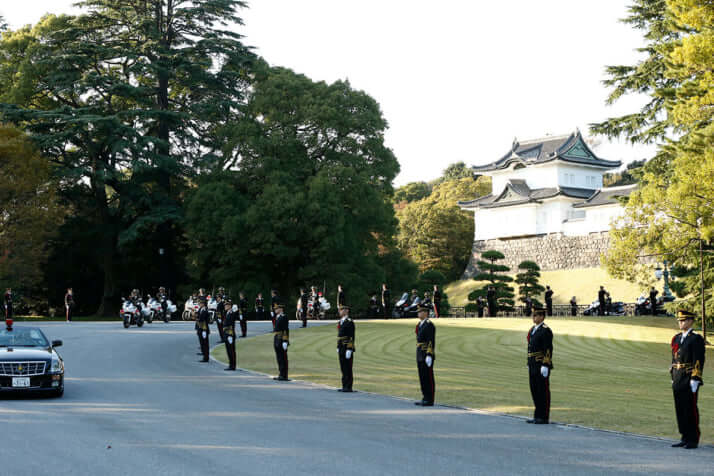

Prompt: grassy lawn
[
  {"left": 446, "top": 267, "right": 647, "bottom": 306},
  {"left": 213, "top": 316, "right": 714, "bottom": 442}
]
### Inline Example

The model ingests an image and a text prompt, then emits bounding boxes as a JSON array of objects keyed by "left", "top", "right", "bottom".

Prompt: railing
[{"left": 445, "top": 303, "right": 640, "bottom": 318}]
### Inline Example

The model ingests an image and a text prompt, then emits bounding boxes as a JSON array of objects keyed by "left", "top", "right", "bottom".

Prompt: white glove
[
  {"left": 232, "top": 305, "right": 238, "bottom": 312},
  {"left": 282, "top": 341, "right": 288, "bottom": 351},
  {"left": 346, "top": 350, "right": 352, "bottom": 360},
  {"left": 201, "top": 331, "right": 207, "bottom": 339},
  {"left": 541, "top": 366, "right": 549, "bottom": 378},
  {"left": 425, "top": 355, "right": 433, "bottom": 367},
  {"left": 227, "top": 336, "right": 233, "bottom": 344},
  {"left": 691, "top": 380, "right": 700, "bottom": 393},
  {"left": 239, "top": 313, "right": 244, "bottom": 321},
  {"left": 271, "top": 311, "right": 275, "bottom": 318},
  {"left": 336, "top": 348, "right": 340, "bottom": 354}
]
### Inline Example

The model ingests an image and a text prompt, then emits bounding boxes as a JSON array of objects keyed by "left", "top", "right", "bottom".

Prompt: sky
[{"left": 2, "top": 1, "right": 657, "bottom": 186}]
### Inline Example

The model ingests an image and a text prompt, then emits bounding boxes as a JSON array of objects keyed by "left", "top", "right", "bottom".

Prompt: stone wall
[{"left": 462, "top": 232, "right": 611, "bottom": 277}]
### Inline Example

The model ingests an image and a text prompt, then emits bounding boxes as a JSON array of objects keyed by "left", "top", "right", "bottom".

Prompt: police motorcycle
[
  {"left": 120, "top": 297, "right": 144, "bottom": 328},
  {"left": 155, "top": 289, "right": 177, "bottom": 323},
  {"left": 143, "top": 295, "right": 163, "bottom": 324},
  {"left": 182, "top": 296, "right": 199, "bottom": 321},
  {"left": 635, "top": 294, "right": 670, "bottom": 316},
  {"left": 393, "top": 292, "right": 420, "bottom": 318},
  {"left": 307, "top": 293, "right": 331, "bottom": 320},
  {"left": 207, "top": 295, "right": 218, "bottom": 324},
  {"left": 583, "top": 300, "right": 626, "bottom": 316}
]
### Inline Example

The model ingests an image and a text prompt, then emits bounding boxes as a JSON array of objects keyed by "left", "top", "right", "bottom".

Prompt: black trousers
[
  {"left": 224, "top": 334, "right": 236, "bottom": 369},
  {"left": 417, "top": 360, "right": 435, "bottom": 403},
  {"left": 598, "top": 300, "right": 605, "bottom": 316},
  {"left": 529, "top": 367, "right": 550, "bottom": 421},
  {"left": 4, "top": 304, "right": 12, "bottom": 319},
  {"left": 673, "top": 384, "right": 700, "bottom": 444},
  {"left": 338, "top": 347, "right": 353, "bottom": 390},
  {"left": 546, "top": 300, "right": 553, "bottom": 316},
  {"left": 383, "top": 305, "right": 391, "bottom": 319},
  {"left": 66, "top": 305, "right": 73, "bottom": 321},
  {"left": 300, "top": 308, "right": 307, "bottom": 327},
  {"left": 434, "top": 302, "right": 441, "bottom": 318},
  {"left": 239, "top": 318, "right": 247, "bottom": 337},
  {"left": 216, "top": 319, "right": 225, "bottom": 342},
  {"left": 570, "top": 306, "right": 577, "bottom": 317},
  {"left": 651, "top": 303, "right": 657, "bottom": 316},
  {"left": 274, "top": 342, "right": 288, "bottom": 379},
  {"left": 198, "top": 330, "right": 209, "bottom": 361}
]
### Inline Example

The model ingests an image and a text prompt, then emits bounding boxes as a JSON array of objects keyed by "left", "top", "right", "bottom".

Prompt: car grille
[{"left": 0, "top": 361, "right": 47, "bottom": 376}]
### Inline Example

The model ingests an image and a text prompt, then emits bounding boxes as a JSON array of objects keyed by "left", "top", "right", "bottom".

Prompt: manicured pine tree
[
  {"left": 468, "top": 250, "right": 514, "bottom": 313},
  {"left": 516, "top": 261, "right": 545, "bottom": 310}
]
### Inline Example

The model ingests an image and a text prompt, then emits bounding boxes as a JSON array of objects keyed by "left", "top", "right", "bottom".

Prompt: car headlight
[{"left": 50, "top": 355, "right": 63, "bottom": 373}]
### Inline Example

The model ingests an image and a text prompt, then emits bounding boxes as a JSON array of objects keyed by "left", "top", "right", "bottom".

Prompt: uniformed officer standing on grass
[
  {"left": 337, "top": 305, "right": 355, "bottom": 392},
  {"left": 544, "top": 286, "right": 554, "bottom": 317},
  {"left": 255, "top": 293, "right": 265, "bottom": 321},
  {"left": 215, "top": 294, "right": 226, "bottom": 343},
  {"left": 197, "top": 298, "right": 210, "bottom": 362},
  {"left": 223, "top": 298, "right": 237, "bottom": 371},
  {"left": 270, "top": 289, "right": 279, "bottom": 330},
  {"left": 527, "top": 308, "right": 553, "bottom": 424},
  {"left": 238, "top": 292, "right": 248, "bottom": 337},
  {"left": 415, "top": 303, "right": 436, "bottom": 406},
  {"left": 299, "top": 288, "right": 309, "bottom": 328},
  {"left": 273, "top": 300, "right": 290, "bottom": 381},
  {"left": 670, "top": 310, "right": 706, "bottom": 449},
  {"left": 4, "top": 288, "right": 13, "bottom": 320}
]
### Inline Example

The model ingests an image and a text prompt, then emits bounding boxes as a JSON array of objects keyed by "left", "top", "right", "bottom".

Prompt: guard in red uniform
[
  {"left": 527, "top": 309, "right": 553, "bottom": 424},
  {"left": 670, "top": 310, "right": 706, "bottom": 449}
]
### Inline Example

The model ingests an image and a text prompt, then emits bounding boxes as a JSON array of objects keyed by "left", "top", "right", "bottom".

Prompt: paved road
[{"left": 2, "top": 321, "right": 713, "bottom": 476}]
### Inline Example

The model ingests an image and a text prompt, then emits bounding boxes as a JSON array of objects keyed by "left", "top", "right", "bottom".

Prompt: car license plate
[{"left": 12, "top": 377, "right": 30, "bottom": 388}]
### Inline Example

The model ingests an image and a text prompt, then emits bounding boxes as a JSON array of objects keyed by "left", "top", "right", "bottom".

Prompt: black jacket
[
  {"left": 223, "top": 310, "right": 236, "bottom": 336},
  {"left": 273, "top": 313, "right": 289, "bottom": 346},
  {"left": 416, "top": 319, "right": 436, "bottom": 362},
  {"left": 337, "top": 317, "right": 355, "bottom": 350},
  {"left": 671, "top": 330, "right": 705, "bottom": 389},
  {"left": 197, "top": 307, "right": 210, "bottom": 333},
  {"left": 382, "top": 288, "right": 390, "bottom": 306},
  {"left": 527, "top": 324, "right": 553, "bottom": 369}
]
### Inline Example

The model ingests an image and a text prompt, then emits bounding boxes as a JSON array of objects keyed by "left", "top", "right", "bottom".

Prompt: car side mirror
[{"left": 52, "top": 340, "right": 62, "bottom": 347}]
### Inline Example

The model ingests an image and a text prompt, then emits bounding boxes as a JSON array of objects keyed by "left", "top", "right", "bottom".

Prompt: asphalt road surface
[{"left": 2, "top": 321, "right": 713, "bottom": 476}]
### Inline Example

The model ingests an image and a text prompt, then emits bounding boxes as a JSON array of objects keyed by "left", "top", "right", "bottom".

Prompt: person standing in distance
[
  {"left": 597, "top": 286, "right": 607, "bottom": 316},
  {"left": 270, "top": 289, "right": 279, "bottom": 330},
  {"left": 272, "top": 300, "right": 290, "bottom": 381},
  {"left": 223, "top": 298, "right": 237, "bottom": 371},
  {"left": 197, "top": 298, "right": 210, "bottom": 363},
  {"left": 527, "top": 309, "right": 553, "bottom": 424},
  {"left": 337, "top": 284, "right": 346, "bottom": 309},
  {"left": 299, "top": 288, "right": 309, "bottom": 328},
  {"left": 415, "top": 303, "right": 436, "bottom": 406},
  {"left": 650, "top": 286, "right": 659, "bottom": 316},
  {"left": 64, "top": 288, "right": 74, "bottom": 322},
  {"left": 238, "top": 292, "right": 248, "bottom": 337},
  {"left": 336, "top": 305, "right": 355, "bottom": 392},
  {"left": 381, "top": 283, "right": 391, "bottom": 319},
  {"left": 486, "top": 285, "right": 496, "bottom": 317},
  {"left": 255, "top": 292, "right": 265, "bottom": 321},
  {"left": 4, "top": 288, "right": 13, "bottom": 320},
  {"left": 670, "top": 310, "right": 705, "bottom": 449},
  {"left": 544, "top": 286, "right": 554, "bottom": 317},
  {"left": 432, "top": 285, "right": 442, "bottom": 318}
]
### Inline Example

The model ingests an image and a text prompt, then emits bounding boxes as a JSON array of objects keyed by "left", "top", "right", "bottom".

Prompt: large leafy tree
[
  {"left": 515, "top": 261, "right": 545, "bottom": 309},
  {"left": 397, "top": 176, "right": 490, "bottom": 280},
  {"left": 467, "top": 250, "right": 515, "bottom": 313},
  {"left": 0, "top": 124, "right": 64, "bottom": 292},
  {"left": 184, "top": 64, "right": 404, "bottom": 310},
  {"left": 595, "top": 0, "right": 714, "bottom": 324},
  {"left": 0, "top": 1, "right": 252, "bottom": 314}
]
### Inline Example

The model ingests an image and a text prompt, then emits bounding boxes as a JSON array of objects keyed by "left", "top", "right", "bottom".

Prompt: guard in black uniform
[
  {"left": 270, "top": 289, "right": 279, "bottom": 330},
  {"left": 650, "top": 287, "right": 659, "bottom": 316},
  {"left": 273, "top": 300, "right": 290, "bottom": 381},
  {"left": 598, "top": 286, "right": 606, "bottom": 316},
  {"left": 570, "top": 296, "right": 577, "bottom": 317},
  {"left": 433, "top": 285, "right": 442, "bottom": 318},
  {"left": 415, "top": 304, "right": 436, "bottom": 406},
  {"left": 381, "top": 283, "right": 391, "bottom": 319},
  {"left": 337, "top": 285, "right": 346, "bottom": 309},
  {"left": 196, "top": 298, "right": 210, "bottom": 362},
  {"left": 238, "top": 292, "right": 248, "bottom": 337},
  {"left": 670, "top": 310, "right": 706, "bottom": 449},
  {"left": 64, "top": 288, "right": 74, "bottom": 322},
  {"left": 544, "top": 286, "right": 553, "bottom": 317},
  {"left": 223, "top": 298, "right": 237, "bottom": 370},
  {"left": 527, "top": 309, "right": 553, "bottom": 424},
  {"left": 215, "top": 294, "right": 226, "bottom": 343},
  {"left": 486, "top": 286, "right": 496, "bottom": 317},
  {"left": 255, "top": 293, "right": 265, "bottom": 321},
  {"left": 299, "top": 288, "right": 309, "bottom": 328},
  {"left": 4, "top": 288, "right": 13, "bottom": 320},
  {"left": 337, "top": 305, "right": 355, "bottom": 392}
]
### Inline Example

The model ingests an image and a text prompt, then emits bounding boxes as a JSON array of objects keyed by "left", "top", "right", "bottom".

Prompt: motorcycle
[
  {"left": 157, "top": 296, "right": 177, "bottom": 323},
  {"left": 635, "top": 296, "right": 670, "bottom": 316},
  {"left": 583, "top": 300, "right": 626, "bottom": 316},
  {"left": 392, "top": 292, "right": 420, "bottom": 318},
  {"left": 207, "top": 296, "right": 218, "bottom": 324},
  {"left": 182, "top": 297, "right": 199, "bottom": 321},
  {"left": 144, "top": 295, "right": 165, "bottom": 324},
  {"left": 120, "top": 298, "right": 144, "bottom": 328}
]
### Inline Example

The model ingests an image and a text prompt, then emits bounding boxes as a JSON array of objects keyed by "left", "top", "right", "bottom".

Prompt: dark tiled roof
[
  {"left": 457, "top": 181, "right": 594, "bottom": 209},
  {"left": 572, "top": 185, "right": 637, "bottom": 208},
  {"left": 471, "top": 130, "right": 621, "bottom": 172}
]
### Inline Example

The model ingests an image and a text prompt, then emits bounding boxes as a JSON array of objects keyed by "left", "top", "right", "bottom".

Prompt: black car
[{"left": 0, "top": 325, "right": 64, "bottom": 397}]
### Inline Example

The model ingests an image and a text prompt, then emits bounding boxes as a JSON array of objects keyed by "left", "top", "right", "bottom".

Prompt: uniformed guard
[
  {"left": 337, "top": 285, "right": 346, "bottom": 309},
  {"left": 527, "top": 308, "right": 553, "bottom": 424},
  {"left": 569, "top": 296, "right": 577, "bottom": 317},
  {"left": 238, "top": 292, "right": 248, "bottom": 337},
  {"left": 64, "top": 288, "right": 74, "bottom": 322},
  {"left": 197, "top": 298, "right": 210, "bottom": 363},
  {"left": 223, "top": 298, "right": 237, "bottom": 371},
  {"left": 215, "top": 294, "right": 226, "bottom": 343},
  {"left": 4, "top": 288, "right": 13, "bottom": 321},
  {"left": 597, "top": 286, "right": 606, "bottom": 316},
  {"left": 524, "top": 296, "right": 533, "bottom": 317},
  {"left": 272, "top": 300, "right": 290, "bottom": 381},
  {"left": 415, "top": 303, "right": 436, "bottom": 406},
  {"left": 255, "top": 293, "right": 265, "bottom": 321},
  {"left": 381, "top": 283, "right": 391, "bottom": 319},
  {"left": 650, "top": 287, "right": 659, "bottom": 316},
  {"left": 670, "top": 310, "right": 706, "bottom": 449},
  {"left": 337, "top": 305, "right": 355, "bottom": 392},
  {"left": 433, "top": 285, "right": 442, "bottom": 318},
  {"left": 299, "top": 288, "right": 309, "bottom": 328},
  {"left": 544, "top": 286, "right": 554, "bottom": 317},
  {"left": 486, "top": 285, "right": 496, "bottom": 317}
]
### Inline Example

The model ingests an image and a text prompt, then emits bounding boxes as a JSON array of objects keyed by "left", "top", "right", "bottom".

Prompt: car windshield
[{"left": 0, "top": 328, "right": 49, "bottom": 347}]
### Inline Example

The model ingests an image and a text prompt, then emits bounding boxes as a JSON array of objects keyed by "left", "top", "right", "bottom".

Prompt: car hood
[{"left": 0, "top": 347, "right": 53, "bottom": 360}]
